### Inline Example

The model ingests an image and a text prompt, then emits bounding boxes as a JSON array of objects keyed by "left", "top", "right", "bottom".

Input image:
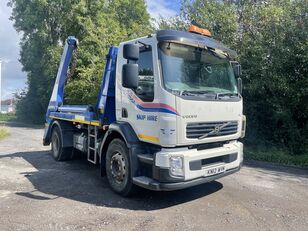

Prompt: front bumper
[
  {"left": 155, "top": 141, "right": 243, "bottom": 181},
  {"left": 133, "top": 141, "right": 243, "bottom": 191},
  {"left": 133, "top": 166, "right": 240, "bottom": 191}
]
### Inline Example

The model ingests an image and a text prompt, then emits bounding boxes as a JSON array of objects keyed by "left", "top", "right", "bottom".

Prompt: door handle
[{"left": 122, "top": 108, "right": 128, "bottom": 118}]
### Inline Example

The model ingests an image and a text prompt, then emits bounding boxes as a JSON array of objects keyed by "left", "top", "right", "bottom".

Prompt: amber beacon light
[{"left": 188, "top": 25, "right": 212, "bottom": 37}]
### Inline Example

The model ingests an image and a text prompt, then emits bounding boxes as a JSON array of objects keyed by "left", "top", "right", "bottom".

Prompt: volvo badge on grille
[{"left": 198, "top": 121, "right": 232, "bottom": 139}]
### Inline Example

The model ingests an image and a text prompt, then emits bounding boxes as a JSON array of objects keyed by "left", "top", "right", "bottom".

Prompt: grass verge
[
  {"left": 245, "top": 146, "right": 308, "bottom": 168},
  {"left": 0, "top": 113, "right": 16, "bottom": 122},
  {"left": 0, "top": 126, "right": 10, "bottom": 140}
]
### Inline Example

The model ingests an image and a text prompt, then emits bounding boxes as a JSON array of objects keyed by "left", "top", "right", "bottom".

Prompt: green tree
[
  {"left": 232, "top": 0, "right": 307, "bottom": 153},
  {"left": 158, "top": 16, "right": 188, "bottom": 31},
  {"left": 159, "top": 0, "right": 308, "bottom": 154},
  {"left": 182, "top": 0, "right": 238, "bottom": 47},
  {"left": 9, "top": 0, "right": 151, "bottom": 123}
]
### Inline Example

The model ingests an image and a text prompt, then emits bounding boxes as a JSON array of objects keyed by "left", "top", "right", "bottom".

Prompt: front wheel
[{"left": 105, "top": 138, "right": 136, "bottom": 196}]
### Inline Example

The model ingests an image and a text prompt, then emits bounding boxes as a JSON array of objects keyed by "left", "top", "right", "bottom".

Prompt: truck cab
[{"left": 43, "top": 26, "right": 245, "bottom": 196}]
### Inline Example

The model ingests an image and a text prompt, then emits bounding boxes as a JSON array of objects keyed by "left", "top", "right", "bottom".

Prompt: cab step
[
  {"left": 137, "top": 154, "right": 153, "bottom": 165},
  {"left": 133, "top": 176, "right": 159, "bottom": 190}
]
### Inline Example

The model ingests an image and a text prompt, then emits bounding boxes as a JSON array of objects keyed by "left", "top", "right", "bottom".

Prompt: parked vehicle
[{"left": 43, "top": 25, "right": 246, "bottom": 196}]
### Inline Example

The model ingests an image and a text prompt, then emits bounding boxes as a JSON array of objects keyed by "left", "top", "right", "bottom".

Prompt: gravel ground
[{"left": 0, "top": 123, "right": 308, "bottom": 231}]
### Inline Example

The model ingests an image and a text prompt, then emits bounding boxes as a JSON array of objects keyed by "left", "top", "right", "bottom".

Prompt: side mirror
[
  {"left": 122, "top": 64, "right": 139, "bottom": 89},
  {"left": 123, "top": 44, "right": 139, "bottom": 61},
  {"left": 233, "top": 63, "right": 242, "bottom": 77},
  {"left": 237, "top": 78, "right": 242, "bottom": 95}
]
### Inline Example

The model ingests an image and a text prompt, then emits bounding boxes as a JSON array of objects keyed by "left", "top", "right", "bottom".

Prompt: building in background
[{"left": 0, "top": 98, "right": 16, "bottom": 114}]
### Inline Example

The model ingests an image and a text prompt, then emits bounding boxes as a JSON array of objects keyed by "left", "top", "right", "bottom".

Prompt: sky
[
  {"left": 0, "top": 0, "right": 180, "bottom": 100},
  {"left": 0, "top": 0, "right": 26, "bottom": 100}
]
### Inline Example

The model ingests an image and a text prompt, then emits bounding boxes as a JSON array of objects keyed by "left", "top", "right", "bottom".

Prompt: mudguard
[
  {"left": 99, "top": 121, "right": 141, "bottom": 177},
  {"left": 43, "top": 120, "right": 74, "bottom": 147}
]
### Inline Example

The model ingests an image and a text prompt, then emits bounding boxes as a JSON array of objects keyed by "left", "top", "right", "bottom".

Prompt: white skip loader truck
[{"left": 43, "top": 25, "right": 246, "bottom": 196}]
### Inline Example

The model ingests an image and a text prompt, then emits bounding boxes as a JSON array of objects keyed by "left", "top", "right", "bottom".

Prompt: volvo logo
[
  {"left": 213, "top": 124, "right": 223, "bottom": 134},
  {"left": 198, "top": 122, "right": 232, "bottom": 139}
]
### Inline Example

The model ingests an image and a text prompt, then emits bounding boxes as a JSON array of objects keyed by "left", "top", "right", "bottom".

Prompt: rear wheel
[
  {"left": 51, "top": 126, "right": 73, "bottom": 161},
  {"left": 105, "top": 138, "right": 136, "bottom": 196}
]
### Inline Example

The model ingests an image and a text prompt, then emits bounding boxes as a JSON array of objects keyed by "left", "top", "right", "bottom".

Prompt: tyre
[
  {"left": 105, "top": 138, "right": 136, "bottom": 196},
  {"left": 51, "top": 126, "right": 73, "bottom": 161}
]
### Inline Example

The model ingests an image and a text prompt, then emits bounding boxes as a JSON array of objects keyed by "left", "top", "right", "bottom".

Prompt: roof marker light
[{"left": 188, "top": 25, "right": 212, "bottom": 37}]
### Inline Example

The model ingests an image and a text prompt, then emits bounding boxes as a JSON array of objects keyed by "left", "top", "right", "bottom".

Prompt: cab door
[{"left": 117, "top": 38, "right": 160, "bottom": 144}]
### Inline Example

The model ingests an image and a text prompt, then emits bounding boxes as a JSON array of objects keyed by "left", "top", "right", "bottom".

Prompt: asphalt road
[{"left": 0, "top": 124, "right": 308, "bottom": 231}]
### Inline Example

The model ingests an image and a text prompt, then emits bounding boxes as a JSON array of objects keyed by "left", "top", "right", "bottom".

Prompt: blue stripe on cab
[{"left": 136, "top": 105, "right": 177, "bottom": 115}]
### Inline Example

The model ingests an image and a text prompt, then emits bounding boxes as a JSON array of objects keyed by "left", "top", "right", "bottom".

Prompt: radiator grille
[{"left": 186, "top": 121, "right": 238, "bottom": 139}]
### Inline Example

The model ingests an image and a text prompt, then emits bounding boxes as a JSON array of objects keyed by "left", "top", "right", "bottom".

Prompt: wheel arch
[
  {"left": 99, "top": 122, "right": 140, "bottom": 176},
  {"left": 49, "top": 120, "right": 74, "bottom": 148}
]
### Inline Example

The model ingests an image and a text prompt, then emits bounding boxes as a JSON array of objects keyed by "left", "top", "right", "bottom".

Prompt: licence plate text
[{"left": 206, "top": 166, "right": 225, "bottom": 176}]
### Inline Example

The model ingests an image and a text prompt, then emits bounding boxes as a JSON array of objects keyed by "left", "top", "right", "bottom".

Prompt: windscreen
[{"left": 158, "top": 42, "right": 238, "bottom": 97}]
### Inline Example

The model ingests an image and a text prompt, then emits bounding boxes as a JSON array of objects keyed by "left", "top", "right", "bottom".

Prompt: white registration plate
[{"left": 205, "top": 166, "right": 225, "bottom": 177}]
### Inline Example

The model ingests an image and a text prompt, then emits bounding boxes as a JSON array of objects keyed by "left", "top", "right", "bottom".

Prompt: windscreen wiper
[
  {"left": 181, "top": 90, "right": 216, "bottom": 98},
  {"left": 180, "top": 90, "right": 196, "bottom": 96},
  {"left": 216, "top": 92, "right": 239, "bottom": 99},
  {"left": 137, "top": 41, "right": 150, "bottom": 49}
]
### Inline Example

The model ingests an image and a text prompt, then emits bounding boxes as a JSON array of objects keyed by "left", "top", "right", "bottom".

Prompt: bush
[
  {"left": 0, "top": 126, "right": 10, "bottom": 140},
  {"left": 0, "top": 113, "right": 16, "bottom": 122},
  {"left": 245, "top": 146, "right": 308, "bottom": 168}
]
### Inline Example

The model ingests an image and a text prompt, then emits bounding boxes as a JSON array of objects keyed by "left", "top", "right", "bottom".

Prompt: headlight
[
  {"left": 241, "top": 115, "right": 246, "bottom": 138},
  {"left": 169, "top": 156, "right": 184, "bottom": 177}
]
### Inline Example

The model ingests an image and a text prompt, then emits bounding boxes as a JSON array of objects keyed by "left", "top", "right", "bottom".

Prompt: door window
[{"left": 134, "top": 46, "right": 154, "bottom": 102}]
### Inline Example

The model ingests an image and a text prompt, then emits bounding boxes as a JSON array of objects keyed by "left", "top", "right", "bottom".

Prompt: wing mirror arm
[
  {"left": 230, "top": 61, "right": 242, "bottom": 77},
  {"left": 237, "top": 77, "right": 242, "bottom": 95},
  {"left": 230, "top": 61, "right": 242, "bottom": 95}
]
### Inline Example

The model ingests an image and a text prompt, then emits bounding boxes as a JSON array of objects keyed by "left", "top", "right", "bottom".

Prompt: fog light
[{"left": 169, "top": 156, "right": 184, "bottom": 177}]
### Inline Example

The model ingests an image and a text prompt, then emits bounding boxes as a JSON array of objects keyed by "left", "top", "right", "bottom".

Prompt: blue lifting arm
[
  {"left": 46, "top": 36, "right": 78, "bottom": 120},
  {"left": 43, "top": 37, "right": 119, "bottom": 145},
  {"left": 45, "top": 37, "right": 118, "bottom": 128},
  {"left": 96, "top": 46, "right": 118, "bottom": 125}
]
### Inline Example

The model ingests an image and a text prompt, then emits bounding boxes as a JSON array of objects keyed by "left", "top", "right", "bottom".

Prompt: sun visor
[{"left": 156, "top": 30, "right": 237, "bottom": 59}]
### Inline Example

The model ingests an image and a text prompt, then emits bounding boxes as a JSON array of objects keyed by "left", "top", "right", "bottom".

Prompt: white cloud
[{"left": 146, "top": 0, "right": 178, "bottom": 20}]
